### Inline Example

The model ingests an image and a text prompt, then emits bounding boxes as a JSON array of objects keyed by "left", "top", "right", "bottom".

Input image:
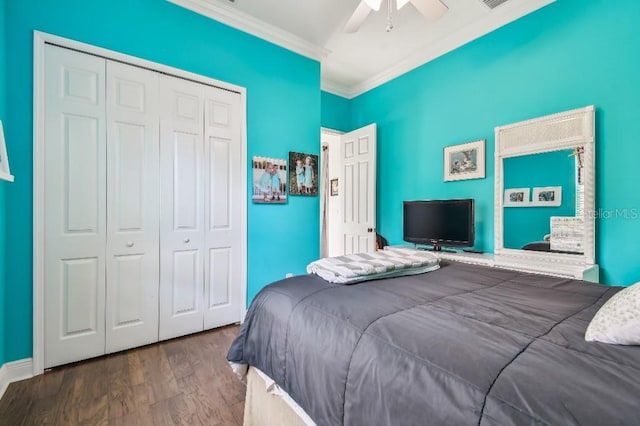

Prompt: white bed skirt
[{"left": 244, "top": 366, "right": 316, "bottom": 426}]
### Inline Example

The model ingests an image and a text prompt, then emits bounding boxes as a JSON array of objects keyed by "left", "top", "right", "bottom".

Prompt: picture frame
[
  {"left": 252, "top": 156, "right": 287, "bottom": 204},
  {"left": 289, "top": 151, "right": 318, "bottom": 196},
  {"left": 532, "top": 186, "right": 562, "bottom": 207},
  {"left": 444, "top": 139, "right": 485, "bottom": 182},
  {"left": 330, "top": 178, "right": 338, "bottom": 196},
  {"left": 504, "top": 188, "right": 530, "bottom": 207}
]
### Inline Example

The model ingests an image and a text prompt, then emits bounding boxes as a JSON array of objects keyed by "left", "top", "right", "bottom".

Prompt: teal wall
[
  {"left": 503, "top": 150, "right": 576, "bottom": 249},
  {"left": 3, "top": 0, "right": 320, "bottom": 363},
  {"left": 0, "top": 0, "right": 7, "bottom": 366},
  {"left": 321, "top": 91, "right": 351, "bottom": 132},
  {"left": 350, "top": 0, "right": 640, "bottom": 286}
]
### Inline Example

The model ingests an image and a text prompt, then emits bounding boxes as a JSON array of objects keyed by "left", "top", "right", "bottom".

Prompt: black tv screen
[{"left": 403, "top": 199, "right": 475, "bottom": 250}]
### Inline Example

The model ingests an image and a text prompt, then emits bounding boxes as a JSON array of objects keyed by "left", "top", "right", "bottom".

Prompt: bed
[{"left": 227, "top": 260, "right": 640, "bottom": 425}]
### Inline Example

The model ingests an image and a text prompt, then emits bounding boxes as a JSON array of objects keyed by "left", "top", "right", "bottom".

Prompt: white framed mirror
[{"left": 494, "top": 106, "right": 598, "bottom": 281}]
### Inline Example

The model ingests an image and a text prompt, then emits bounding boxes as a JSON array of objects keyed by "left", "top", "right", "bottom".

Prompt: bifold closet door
[
  {"left": 105, "top": 61, "right": 160, "bottom": 353},
  {"left": 203, "top": 86, "right": 243, "bottom": 329},
  {"left": 158, "top": 78, "right": 243, "bottom": 338},
  {"left": 159, "top": 75, "right": 206, "bottom": 340},
  {"left": 44, "top": 45, "right": 107, "bottom": 368}
]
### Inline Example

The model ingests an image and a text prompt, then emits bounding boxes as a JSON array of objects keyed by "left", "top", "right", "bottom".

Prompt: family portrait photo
[
  {"left": 533, "top": 186, "right": 562, "bottom": 207},
  {"left": 504, "top": 187, "right": 530, "bottom": 207},
  {"left": 289, "top": 151, "right": 318, "bottom": 196},
  {"left": 252, "top": 156, "right": 287, "bottom": 204}
]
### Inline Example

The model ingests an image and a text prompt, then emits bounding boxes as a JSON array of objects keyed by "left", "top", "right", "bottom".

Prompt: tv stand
[{"left": 391, "top": 245, "right": 494, "bottom": 267}]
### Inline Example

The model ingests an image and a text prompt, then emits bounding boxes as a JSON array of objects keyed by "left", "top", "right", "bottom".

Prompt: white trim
[
  {"left": 325, "top": 0, "right": 556, "bottom": 99},
  {"left": 33, "top": 31, "right": 249, "bottom": 374},
  {"left": 166, "top": 0, "right": 330, "bottom": 61},
  {"left": 320, "top": 80, "right": 353, "bottom": 99},
  {"left": 0, "top": 358, "right": 33, "bottom": 400},
  {"left": 320, "top": 127, "right": 345, "bottom": 137}
]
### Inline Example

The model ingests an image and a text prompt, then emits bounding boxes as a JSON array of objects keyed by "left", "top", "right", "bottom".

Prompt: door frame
[
  {"left": 33, "top": 31, "right": 248, "bottom": 376},
  {"left": 320, "top": 128, "right": 343, "bottom": 257}
]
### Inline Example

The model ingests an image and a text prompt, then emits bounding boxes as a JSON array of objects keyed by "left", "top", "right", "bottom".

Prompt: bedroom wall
[
  {"left": 0, "top": 0, "right": 7, "bottom": 367},
  {"left": 321, "top": 91, "right": 351, "bottom": 132},
  {"left": 3, "top": 0, "right": 320, "bottom": 363},
  {"left": 350, "top": 0, "right": 640, "bottom": 286},
  {"left": 503, "top": 150, "right": 576, "bottom": 250}
]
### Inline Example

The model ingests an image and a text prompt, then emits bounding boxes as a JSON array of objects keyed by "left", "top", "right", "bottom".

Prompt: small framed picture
[
  {"left": 444, "top": 139, "right": 485, "bottom": 182},
  {"left": 532, "top": 186, "right": 562, "bottom": 207},
  {"left": 504, "top": 188, "right": 530, "bottom": 207},
  {"left": 330, "top": 179, "right": 338, "bottom": 196}
]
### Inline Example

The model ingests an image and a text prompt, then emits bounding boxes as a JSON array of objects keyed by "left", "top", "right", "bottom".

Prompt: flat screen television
[{"left": 403, "top": 199, "right": 475, "bottom": 251}]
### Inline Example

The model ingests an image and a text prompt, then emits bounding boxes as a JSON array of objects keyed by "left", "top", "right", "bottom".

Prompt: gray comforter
[{"left": 227, "top": 261, "right": 640, "bottom": 425}]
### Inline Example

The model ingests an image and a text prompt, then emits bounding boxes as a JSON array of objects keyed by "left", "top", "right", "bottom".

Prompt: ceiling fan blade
[
  {"left": 363, "top": 0, "right": 383, "bottom": 11},
  {"left": 344, "top": 1, "right": 373, "bottom": 33},
  {"left": 409, "top": 0, "right": 448, "bottom": 21}
]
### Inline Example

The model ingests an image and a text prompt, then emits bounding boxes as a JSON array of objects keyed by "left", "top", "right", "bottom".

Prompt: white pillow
[{"left": 585, "top": 282, "right": 640, "bottom": 345}]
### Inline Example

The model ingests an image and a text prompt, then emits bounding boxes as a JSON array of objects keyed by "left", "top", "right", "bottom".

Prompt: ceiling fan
[{"left": 345, "top": 0, "right": 448, "bottom": 33}]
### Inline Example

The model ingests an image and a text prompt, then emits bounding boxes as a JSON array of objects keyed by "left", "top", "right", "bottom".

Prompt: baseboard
[{"left": 0, "top": 358, "right": 33, "bottom": 400}]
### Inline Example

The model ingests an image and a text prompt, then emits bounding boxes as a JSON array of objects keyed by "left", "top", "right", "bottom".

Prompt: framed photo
[
  {"left": 252, "top": 156, "right": 287, "bottom": 204},
  {"left": 532, "top": 186, "right": 562, "bottom": 207},
  {"left": 504, "top": 188, "right": 530, "bottom": 207},
  {"left": 330, "top": 179, "right": 338, "bottom": 196},
  {"left": 444, "top": 139, "right": 485, "bottom": 182},
  {"left": 289, "top": 152, "right": 318, "bottom": 196}
]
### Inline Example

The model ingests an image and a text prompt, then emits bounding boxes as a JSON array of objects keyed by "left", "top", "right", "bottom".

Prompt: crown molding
[
  {"left": 347, "top": 0, "right": 556, "bottom": 98},
  {"left": 169, "top": 0, "right": 555, "bottom": 100},
  {"left": 320, "top": 79, "right": 356, "bottom": 99},
  {"left": 167, "top": 0, "right": 330, "bottom": 61}
]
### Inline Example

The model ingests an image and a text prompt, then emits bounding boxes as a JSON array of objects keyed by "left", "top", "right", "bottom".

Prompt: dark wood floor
[{"left": 0, "top": 325, "right": 246, "bottom": 425}]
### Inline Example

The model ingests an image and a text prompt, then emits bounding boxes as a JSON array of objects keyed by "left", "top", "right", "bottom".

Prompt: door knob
[
  {"left": 183, "top": 238, "right": 190, "bottom": 243},
  {"left": 126, "top": 242, "right": 134, "bottom": 247},
  {"left": 367, "top": 228, "right": 373, "bottom": 233}
]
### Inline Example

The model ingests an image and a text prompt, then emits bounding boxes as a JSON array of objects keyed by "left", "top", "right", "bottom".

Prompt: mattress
[{"left": 228, "top": 261, "right": 640, "bottom": 425}]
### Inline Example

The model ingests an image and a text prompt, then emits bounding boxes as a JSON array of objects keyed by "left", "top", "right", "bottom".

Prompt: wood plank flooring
[{"left": 0, "top": 325, "right": 246, "bottom": 425}]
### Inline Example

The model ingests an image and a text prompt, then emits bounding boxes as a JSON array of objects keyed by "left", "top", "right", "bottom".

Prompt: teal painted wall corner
[
  {"left": 3, "top": 0, "right": 320, "bottom": 363},
  {"left": 350, "top": 0, "right": 640, "bottom": 286},
  {"left": 321, "top": 91, "right": 351, "bottom": 132}
]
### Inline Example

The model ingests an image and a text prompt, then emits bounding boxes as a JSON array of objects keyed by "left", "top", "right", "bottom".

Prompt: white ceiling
[{"left": 169, "top": 0, "right": 555, "bottom": 98}]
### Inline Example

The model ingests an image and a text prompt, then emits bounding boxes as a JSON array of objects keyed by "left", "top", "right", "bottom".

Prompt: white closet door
[
  {"left": 159, "top": 75, "right": 206, "bottom": 340},
  {"left": 44, "top": 45, "right": 107, "bottom": 368},
  {"left": 203, "top": 87, "right": 242, "bottom": 329},
  {"left": 105, "top": 61, "right": 160, "bottom": 352}
]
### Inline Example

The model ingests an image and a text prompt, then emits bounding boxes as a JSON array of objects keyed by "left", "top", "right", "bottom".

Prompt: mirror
[
  {"left": 503, "top": 148, "right": 583, "bottom": 254},
  {"left": 494, "top": 106, "right": 596, "bottom": 272}
]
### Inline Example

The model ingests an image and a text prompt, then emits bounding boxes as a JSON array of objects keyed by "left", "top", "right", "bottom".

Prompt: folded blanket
[{"left": 307, "top": 247, "right": 440, "bottom": 284}]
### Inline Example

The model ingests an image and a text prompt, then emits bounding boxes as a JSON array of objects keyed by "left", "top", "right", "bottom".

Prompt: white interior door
[
  {"left": 159, "top": 75, "right": 206, "bottom": 340},
  {"left": 105, "top": 61, "right": 160, "bottom": 352},
  {"left": 203, "top": 87, "right": 243, "bottom": 329},
  {"left": 340, "top": 124, "right": 377, "bottom": 255},
  {"left": 44, "top": 45, "right": 107, "bottom": 368}
]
